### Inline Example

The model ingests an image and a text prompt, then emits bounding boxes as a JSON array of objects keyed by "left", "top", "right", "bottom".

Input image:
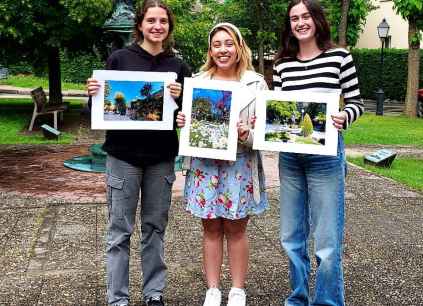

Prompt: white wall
[{"left": 355, "top": 0, "right": 423, "bottom": 49}]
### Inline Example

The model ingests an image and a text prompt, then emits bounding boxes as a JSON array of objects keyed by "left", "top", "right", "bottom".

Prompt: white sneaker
[
  {"left": 227, "top": 287, "right": 246, "bottom": 306},
  {"left": 203, "top": 287, "right": 222, "bottom": 306}
]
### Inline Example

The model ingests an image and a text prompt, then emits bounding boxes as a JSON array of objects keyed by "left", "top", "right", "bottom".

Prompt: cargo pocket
[{"left": 106, "top": 174, "right": 129, "bottom": 220}]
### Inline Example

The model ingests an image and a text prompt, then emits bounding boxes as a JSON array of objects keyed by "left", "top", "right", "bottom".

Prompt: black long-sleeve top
[{"left": 102, "top": 43, "right": 191, "bottom": 166}]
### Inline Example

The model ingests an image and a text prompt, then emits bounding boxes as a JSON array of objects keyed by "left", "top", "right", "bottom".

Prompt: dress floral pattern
[{"left": 184, "top": 153, "right": 268, "bottom": 220}]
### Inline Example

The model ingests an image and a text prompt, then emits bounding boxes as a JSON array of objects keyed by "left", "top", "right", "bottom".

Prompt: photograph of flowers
[
  {"left": 253, "top": 90, "right": 340, "bottom": 156},
  {"left": 91, "top": 70, "right": 178, "bottom": 130},
  {"left": 179, "top": 78, "right": 241, "bottom": 161}
]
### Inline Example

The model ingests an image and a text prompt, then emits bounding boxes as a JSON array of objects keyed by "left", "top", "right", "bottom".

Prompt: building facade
[{"left": 356, "top": 0, "right": 422, "bottom": 49}]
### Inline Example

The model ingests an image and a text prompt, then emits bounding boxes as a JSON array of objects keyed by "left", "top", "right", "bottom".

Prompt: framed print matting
[
  {"left": 91, "top": 70, "right": 178, "bottom": 130},
  {"left": 253, "top": 90, "right": 340, "bottom": 156},
  {"left": 178, "top": 78, "right": 242, "bottom": 161}
]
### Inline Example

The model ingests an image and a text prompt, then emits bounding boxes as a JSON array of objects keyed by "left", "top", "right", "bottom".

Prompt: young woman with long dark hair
[
  {"left": 87, "top": 1, "right": 190, "bottom": 305},
  {"left": 273, "top": 1, "right": 364, "bottom": 305}
]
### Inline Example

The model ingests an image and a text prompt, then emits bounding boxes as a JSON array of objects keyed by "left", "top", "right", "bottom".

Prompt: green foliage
[
  {"left": 351, "top": 48, "right": 423, "bottom": 100},
  {"left": 301, "top": 113, "right": 313, "bottom": 137},
  {"left": 167, "top": 0, "right": 216, "bottom": 71},
  {"left": 392, "top": 0, "right": 423, "bottom": 45},
  {"left": 60, "top": 52, "right": 104, "bottom": 83},
  {"left": 347, "top": 156, "right": 423, "bottom": 191},
  {"left": 267, "top": 100, "right": 298, "bottom": 122},
  {"left": 216, "top": 0, "right": 287, "bottom": 60},
  {"left": 192, "top": 98, "right": 212, "bottom": 121},
  {"left": 1, "top": 51, "right": 104, "bottom": 83},
  {"left": 322, "top": 0, "right": 374, "bottom": 46},
  {"left": 343, "top": 114, "right": 423, "bottom": 147}
]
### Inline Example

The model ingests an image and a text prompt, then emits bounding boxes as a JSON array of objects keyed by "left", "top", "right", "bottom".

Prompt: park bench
[{"left": 29, "top": 87, "right": 67, "bottom": 131}]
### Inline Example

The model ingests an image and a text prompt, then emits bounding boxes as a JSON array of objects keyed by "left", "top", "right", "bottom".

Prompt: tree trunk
[
  {"left": 255, "top": 0, "right": 265, "bottom": 75},
  {"left": 48, "top": 47, "right": 63, "bottom": 105},
  {"left": 404, "top": 17, "right": 419, "bottom": 118},
  {"left": 338, "top": 0, "right": 350, "bottom": 47}
]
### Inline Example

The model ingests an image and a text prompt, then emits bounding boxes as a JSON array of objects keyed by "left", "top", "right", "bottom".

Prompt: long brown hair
[
  {"left": 274, "top": 0, "right": 333, "bottom": 63},
  {"left": 133, "top": 0, "right": 175, "bottom": 54},
  {"left": 201, "top": 23, "right": 254, "bottom": 80}
]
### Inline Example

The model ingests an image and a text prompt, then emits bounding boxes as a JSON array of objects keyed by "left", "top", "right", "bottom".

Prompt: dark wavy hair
[
  {"left": 274, "top": 0, "right": 333, "bottom": 63},
  {"left": 133, "top": 0, "right": 175, "bottom": 54}
]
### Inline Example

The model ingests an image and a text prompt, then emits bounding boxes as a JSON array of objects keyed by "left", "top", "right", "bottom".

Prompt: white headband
[{"left": 208, "top": 22, "right": 243, "bottom": 47}]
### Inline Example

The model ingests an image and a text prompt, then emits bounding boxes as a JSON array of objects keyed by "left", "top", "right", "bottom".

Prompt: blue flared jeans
[{"left": 279, "top": 136, "right": 346, "bottom": 306}]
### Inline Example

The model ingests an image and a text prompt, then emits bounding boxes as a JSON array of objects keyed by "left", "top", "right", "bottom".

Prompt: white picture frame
[
  {"left": 91, "top": 70, "right": 178, "bottom": 130},
  {"left": 253, "top": 90, "right": 340, "bottom": 156},
  {"left": 178, "top": 78, "right": 242, "bottom": 161}
]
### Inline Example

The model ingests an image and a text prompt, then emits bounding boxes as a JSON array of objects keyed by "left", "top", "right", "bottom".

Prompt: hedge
[
  {"left": 2, "top": 48, "right": 422, "bottom": 100},
  {"left": 1, "top": 52, "right": 104, "bottom": 83},
  {"left": 351, "top": 48, "right": 423, "bottom": 101}
]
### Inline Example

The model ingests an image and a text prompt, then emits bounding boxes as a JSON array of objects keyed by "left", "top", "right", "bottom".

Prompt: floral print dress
[{"left": 184, "top": 153, "right": 268, "bottom": 220}]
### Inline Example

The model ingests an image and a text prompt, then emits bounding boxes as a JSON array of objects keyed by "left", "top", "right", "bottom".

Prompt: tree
[
  {"left": 166, "top": 0, "right": 216, "bottom": 71},
  {"left": 140, "top": 82, "right": 153, "bottom": 99},
  {"left": 323, "top": 0, "right": 374, "bottom": 46},
  {"left": 0, "top": 0, "right": 112, "bottom": 104},
  {"left": 301, "top": 113, "right": 313, "bottom": 137},
  {"left": 393, "top": 0, "right": 423, "bottom": 117},
  {"left": 216, "top": 0, "right": 287, "bottom": 74},
  {"left": 338, "top": 0, "right": 351, "bottom": 47},
  {"left": 267, "top": 100, "right": 298, "bottom": 122}
]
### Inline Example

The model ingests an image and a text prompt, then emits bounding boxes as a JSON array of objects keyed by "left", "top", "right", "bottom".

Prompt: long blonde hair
[{"left": 201, "top": 23, "right": 254, "bottom": 80}]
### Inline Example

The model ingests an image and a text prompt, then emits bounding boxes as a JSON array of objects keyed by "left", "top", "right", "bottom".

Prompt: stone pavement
[{"left": 0, "top": 144, "right": 422, "bottom": 305}]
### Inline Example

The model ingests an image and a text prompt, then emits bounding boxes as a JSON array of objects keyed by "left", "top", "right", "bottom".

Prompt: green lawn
[
  {"left": 343, "top": 114, "right": 423, "bottom": 147},
  {"left": 0, "top": 98, "right": 83, "bottom": 144},
  {"left": 347, "top": 156, "right": 423, "bottom": 191},
  {"left": 0, "top": 74, "right": 85, "bottom": 91}
]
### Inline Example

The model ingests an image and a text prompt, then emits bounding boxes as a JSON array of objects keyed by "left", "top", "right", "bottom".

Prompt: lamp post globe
[{"left": 375, "top": 18, "right": 390, "bottom": 116}]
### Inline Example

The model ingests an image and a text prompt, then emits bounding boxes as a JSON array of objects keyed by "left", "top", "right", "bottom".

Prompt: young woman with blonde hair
[{"left": 177, "top": 22, "right": 268, "bottom": 306}]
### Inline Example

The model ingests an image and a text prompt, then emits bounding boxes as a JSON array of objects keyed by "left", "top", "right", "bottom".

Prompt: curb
[{"left": 0, "top": 86, "right": 88, "bottom": 97}]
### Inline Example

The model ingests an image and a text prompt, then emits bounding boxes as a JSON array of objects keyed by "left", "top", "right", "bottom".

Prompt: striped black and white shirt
[{"left": 272, "top": 48, "right": 364, "bottom": 129}]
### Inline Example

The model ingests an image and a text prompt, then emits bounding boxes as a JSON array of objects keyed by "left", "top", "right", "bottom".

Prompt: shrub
[
  {"left": 302, "top": 113, "right": 313, "bottom": 137},
  {"left": 351, "top": 48, "right": 423, "bottom": 101}
]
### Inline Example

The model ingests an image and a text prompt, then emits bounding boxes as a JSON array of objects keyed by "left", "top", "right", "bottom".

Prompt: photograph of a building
[{"left": 103, "top": 80, "right": 164, "bottom": 122}]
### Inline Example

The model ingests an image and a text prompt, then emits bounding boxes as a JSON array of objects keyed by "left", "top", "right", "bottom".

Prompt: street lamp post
[{"left": 375, "top": 18, "right": 390, "bottom": 116}]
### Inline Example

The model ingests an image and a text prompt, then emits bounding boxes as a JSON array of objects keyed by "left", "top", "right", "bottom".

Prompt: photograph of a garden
[
  {"left": 103, "top": 80, "right": 164, "bottom": 121},
  {"left": 265, "top": 100, "right": 327, "bottom": 146},
  {"left": 189, "top": 88, "right": 232, "bottom": 149}
]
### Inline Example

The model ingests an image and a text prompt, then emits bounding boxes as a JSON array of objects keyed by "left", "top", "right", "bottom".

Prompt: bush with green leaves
[{"left": 351, "top": 48, "right": 423, "bottom": 101}]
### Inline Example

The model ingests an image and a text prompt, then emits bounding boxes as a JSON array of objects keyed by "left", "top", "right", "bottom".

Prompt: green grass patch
[
  {"left": 344, "top": 114, "right": 423, "bottom": 147},
  {"left": 0, "top": 74, "right": 85, "bottom": 91},
  {"left": 0, "top": 110, "right": 74, "bottom": 144},
  {"left": 0, "top": 98, "right": 80, "bottom": 144},
  {"left": 347, "top": 156, "right": 423, "bottom": 191}
]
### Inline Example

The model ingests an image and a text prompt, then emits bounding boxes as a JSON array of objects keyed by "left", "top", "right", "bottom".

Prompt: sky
[
  {"left": 192, "top": 88, "right": 232, "bottom": 115},
  {"left": 106, "top": 80, "right": 163, "bottom": 104}
]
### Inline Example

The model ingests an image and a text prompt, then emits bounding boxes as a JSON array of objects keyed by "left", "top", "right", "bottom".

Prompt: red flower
[{"left": 246, "top": 182, "right": 253, "bottom": 194}]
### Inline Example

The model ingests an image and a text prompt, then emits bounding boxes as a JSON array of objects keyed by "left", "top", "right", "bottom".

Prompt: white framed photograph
[
  {"left": 178, "top": 78, "right": 242, "bottom": 161},
  {"left": 253, "top": 90, "right": 340, "bottom": 156},
  {"left": 91, "top": 70, "right": 178, "bottom": 130}
]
